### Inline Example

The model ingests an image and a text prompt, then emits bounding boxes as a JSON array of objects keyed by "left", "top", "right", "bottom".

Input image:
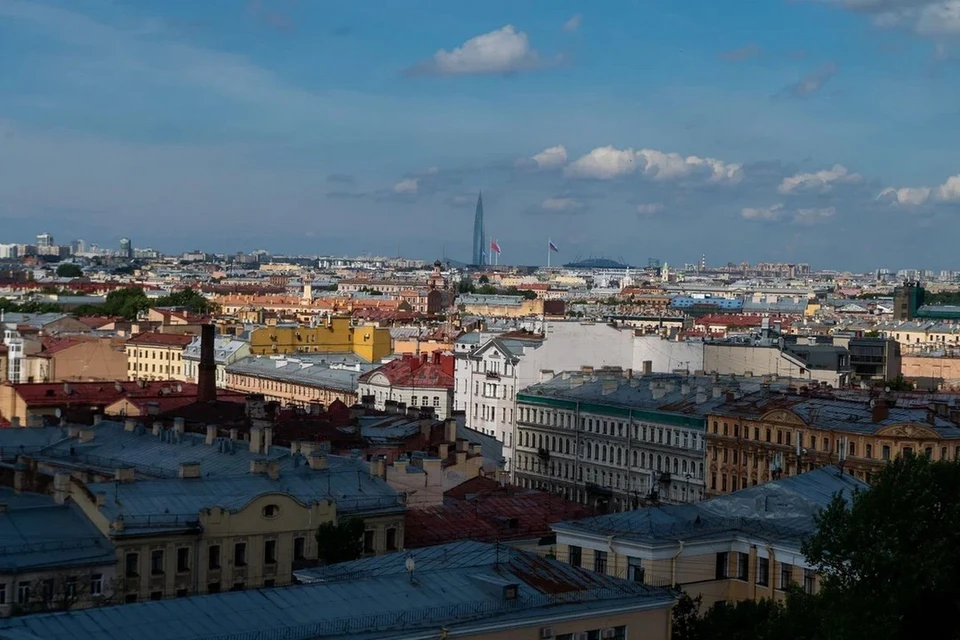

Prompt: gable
[
  {"left": 759, "top": 409, "right": 807, "bottom": 427},
  {"left": 874, "top": 423, "right": 942, "bottom": 441}
]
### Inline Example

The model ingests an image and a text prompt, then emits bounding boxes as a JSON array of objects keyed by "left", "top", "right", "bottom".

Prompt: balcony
[{"left": 485, "top": 371, "right": 501, "bottom": 380}]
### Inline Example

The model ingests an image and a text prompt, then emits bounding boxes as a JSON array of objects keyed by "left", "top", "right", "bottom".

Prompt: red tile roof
[
  {"left": 358, "top": 353, "right": 455, "bottom": 389},
  {"left": 404, "top": 489, "right": 594, "bottom": 548},
  {"left": 125, "top": 332, "right": 195, "bottom": 347},
  {"left": 7, "top": 380, "right": 202, "bottom": 408},
  {"left": 40, "top": 337, "right": 83, "bottom": 355}
]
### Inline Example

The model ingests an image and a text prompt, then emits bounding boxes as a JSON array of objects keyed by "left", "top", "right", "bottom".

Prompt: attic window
[{"left": 262, "top": 504, "right": 280, "bottom": 519}]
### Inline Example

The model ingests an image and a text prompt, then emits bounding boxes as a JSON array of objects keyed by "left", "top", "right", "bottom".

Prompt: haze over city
[{"left": 3, "top": 0, "right": 960, "bottom": 267}]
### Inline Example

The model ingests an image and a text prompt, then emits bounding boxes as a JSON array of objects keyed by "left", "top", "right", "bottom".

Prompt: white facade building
[
  {"left": 357, "top": 353, "right": 455, "bottom": 419},
  {"left": 182, "top": 335, "right": 251, "bottom": 388},
  {"left": 454, "top": 321, "right": 637, "bottom": 475}
]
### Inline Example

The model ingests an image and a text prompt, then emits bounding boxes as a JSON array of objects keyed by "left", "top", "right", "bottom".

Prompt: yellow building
[
  {"left": 125, "top": 332, "right": 193, "bottom": 382},
  {"left": 457, "top": 294, "right": 544, "bottom": 318},
  {"left": 551, "top": 466, "right": 864, "bottom": 609},
  {"left": 249, "top": 317, "right": 391, "bottom": 362},
  {"left": 705, "top": 396, "right": 960, "bottom": 494},
  {"left": 28, "top": 420, "right": 405, "bottom": 603}
]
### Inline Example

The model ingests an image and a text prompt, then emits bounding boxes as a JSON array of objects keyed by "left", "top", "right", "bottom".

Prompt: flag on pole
[
  {"left": 490, "top": 239, "right": 501, "bottom": 254},
  {"left": 549, "top": 241, "right": 559, "bottom": 253}
]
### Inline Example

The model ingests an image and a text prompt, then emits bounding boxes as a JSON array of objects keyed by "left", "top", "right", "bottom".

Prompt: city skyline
[{"left": 2, "top": 1, "right": 960, "bottom": 268}]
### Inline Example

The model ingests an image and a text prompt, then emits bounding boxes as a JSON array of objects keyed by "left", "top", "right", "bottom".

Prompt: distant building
[
  {"left": 472, "top": 191, "right": 485, "bottom": 266},
  {"left": 225, "top": 353, "right": 374, "bottom": 408},
  {"left": 248, "top": 317, "right": 391, "bottom": 363},
  {"left": 36, "top": 233, "right": 53, "bottom": 248},
  {"left": 119, "top": 237, "right": 132, "bottom": 259},
  {"left": 125, "top": 332, "right": 194, "bottom": 382},
  {"left": 182, "top": 334, "right": 250, "bottom": 388}
]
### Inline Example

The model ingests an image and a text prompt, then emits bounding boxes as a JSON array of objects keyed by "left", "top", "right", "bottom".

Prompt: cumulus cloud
[
  {"left": 793, "top": 207, "right": 836, "bottom": 224},
  {"left": 720, "top": 44, "right": 760, "bottom": 61},
  {"left": 393, "top": 178, "right": 418, "bottom": 194},
  {"left": 778, "top": 164, "right": 863, "bottom": 194},
  {"left": 563, "top": 14, "right": 582, "bottom": 32},
  {"left": 636, "top": 203, "right": 665, "bottom": 215},
  {"left": 877, "top": 173, "right": 960, "bottom": 205},
  {"left": 404, "top": 25, "right": 554, "bottom": 76},
  {"left": 540, "top": 197, "right": 585, "bottom": 212},
  {"left": 741, "top": 204, "right": 785, "bottom": 220},
  {"left": 782, "top": 62, "right": 838, "bottom": 98},
  {"left": 564, "top": 146, "right": 743, "bottom": 184},
  {"left": 517, "top": 145, "right": 568, "bottom": 171}
]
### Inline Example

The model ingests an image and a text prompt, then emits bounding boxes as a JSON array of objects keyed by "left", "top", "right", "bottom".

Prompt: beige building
[
  {"left": 551, "top": 466, "right": 864, "bottom": 609},
  {"left": 901, "top": 353, "right": 960, "bottom": 390},
  {"left": 22, "top": 420, "right": 405, "bottom": 603},
  {"left": 125, "top": 333, "right": 193, "bottom": 382}
]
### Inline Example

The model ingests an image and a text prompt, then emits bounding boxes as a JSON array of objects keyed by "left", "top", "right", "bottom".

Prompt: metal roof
[
  {"left": 0, "top": 487, "right": 115, "bottom": 572},
  {"left": 553, "top": 466, "right": 866, "bottom": 547},
  {"left": 226, "top": 355, "right": 375, "bottom": 392},
  {"left": 0, "top": 541, "right": 673, "bottom": 640}
]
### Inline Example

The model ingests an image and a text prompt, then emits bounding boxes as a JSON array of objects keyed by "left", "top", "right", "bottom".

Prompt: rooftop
[
  {"left": 125, "top": 332, "right": 195, "bottom": 348},
  {"left": 357, "top": 352, "right": 454, "bottom": 389},
  {"left": 226, "top": 354, "right": 375, "bottom": 392}
]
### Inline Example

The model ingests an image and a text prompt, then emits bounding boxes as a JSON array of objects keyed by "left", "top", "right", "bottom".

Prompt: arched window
[
  {"left": 602, "top": 446, "right": 608, "bottom": 463},
  {"left": 565, "top": 439, "right": 571, "bottom": 454},
  {"left": 656, "top": 455, "right": 662, "bottom": 471},
  {"left": 632, "top": 451, "right": 638, "bottom": 466},
  {"left": 551, "top": 436, "right": 557, "bottom": 451},
  {"left": 433, "top": 396, "right": 440, "bottom": 407},
  {"left": 616, "top": 448, "right": 622, "bottom": 465},
  {"left": 673, "top": 458, "right": 679, "bottom": 474}
]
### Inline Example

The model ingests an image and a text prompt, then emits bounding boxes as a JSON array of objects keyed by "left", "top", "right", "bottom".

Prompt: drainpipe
[{"left": 670, "top": 540, "right": 685, "bottom": 587}]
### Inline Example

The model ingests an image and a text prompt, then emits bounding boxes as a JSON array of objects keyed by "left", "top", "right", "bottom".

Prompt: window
[
  {"left": 125, "top": 552, "right": 139, "bottom": 577},
  {"left": 810, "top": 435, "right": 816, "bottom": 450},
  {"left": 176, "top": 588, "right": 188, "bottom": 598},
  {"left": 177, "top": 548, "right": 190, "bottom": 573},
  {"left": 433, "top": 396, "right": 440, "bottom": 407},
  {"left": 17, "top": 582, "right": 29, "bottom": 604},
  {"left": 0, "top": 584, "right": 5, "bottom": 605},
  {"left": 264, "top": 540, "right": 277, "bottom": 565},
  {"left": 737, "top": 552, "right": 749, "bottom": 581},
  {"left": 363, "top": 530, "right": 375, "bottom": 553},
  {"left": 925, "top": 447, "right": 933, "bottom": 459},
  {"left": 594, "top": 550, "right": 608, "bottom": 574},
  {"left": 41, "top": 579, "right": 53, "bottom": 603},
  {"left": 866, "top": 444, "right": 873, "bottom": 459},
  {"left": 850, "top": 441, "right": 857, "bottom": 457},
  {"left": 88, "top": 573, "right": 103, "bottom": 597},
  {"left": 803, "top": 569, "right": 816, "bottom": 594},
  {"left": 882, "top": 445, "right": 891, "bottom": 461},
  {"left": 780, "top": 563, "right": 793, "bottom": 590},
  {"left": 234, "top": 542, "right": 247, "bottom": 567},
  {"left": 386, "top": 528, "right": 398, "bottom": 551},
  {"left": 293, "top": 537, "right": 306, "bottom": 561},
  {"left": 207, "top": 582, "right": 221, "bottom": 594},
  {"left": 903, "top": 447, "right": 914, "bottom": 458},
  {"left": 65, "top": 577, "right": 78, "bottom": 599},
  {"left": 757, "top": 557, "right": 769, "bottom": 586},
  {"left": 777, "top": 430, "right": 783, "bottom": 445},
  {"left": 208, "top": 545, "right": 221, "bottom": 570},
  {"left": 715, "top": 552, "right": 729, "bottom": 579},
  {"left": 231, "top": 583, "right": 245, "bottom": 592},
  {"left": 262, "top": 504, "right": 279, "bottom": 518},
  {"left": 151, "top": 549, "right": 165, "bottom": 575},
  {"left": 569, "top": 545, "right": 582, "bottom": 567},
  {"left": 765, "top": 428, "right": 771, "bottom": 442},
  {"left": 628, "top": 557, "right": 645, "bottom": 582}
]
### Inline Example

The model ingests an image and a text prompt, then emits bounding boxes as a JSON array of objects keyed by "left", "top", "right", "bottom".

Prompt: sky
[{"left": 2, "top": 0, "right": 960, "bottom": 270}]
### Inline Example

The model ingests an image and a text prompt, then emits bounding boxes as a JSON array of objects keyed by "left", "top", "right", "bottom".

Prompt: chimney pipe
[{"left": 197, "top": 324, "right": 217, "bottom": 403}]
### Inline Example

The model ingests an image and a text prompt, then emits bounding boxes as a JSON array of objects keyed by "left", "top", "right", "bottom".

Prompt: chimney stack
[{"left": 197, "top": 324, "right": 217, "bottom": 403}]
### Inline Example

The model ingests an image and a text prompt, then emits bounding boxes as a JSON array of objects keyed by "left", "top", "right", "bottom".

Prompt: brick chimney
[{"left": 197, "top": 324, "right": 217, "bottom": 403}]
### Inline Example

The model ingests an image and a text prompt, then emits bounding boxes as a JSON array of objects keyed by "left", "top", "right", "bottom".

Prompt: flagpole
[{"left": 547, "top": 238, "right": 551, "bottom": 269}]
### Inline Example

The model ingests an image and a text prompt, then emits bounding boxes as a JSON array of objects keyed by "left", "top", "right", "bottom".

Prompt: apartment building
[
  {"left": 455, "top": 322, "right": 637, "bottom": 475},
  {"left": 11, "top": 419, "right": 405, "bottom": 603},
  {"left": 551, "top": 466, "right": 864, "bottom": 608},
  {"left": 248, "top": 317, "right": 391, "bottom": 362},
  {"left": 125, "top": 333, "right": 193, "bottom": 382},
  {"left": 514, "top": 372, "right": 724, "bottom": 511},
  {"left": 357, "top": 352, "right": 455, "bottom": 418},
  {"left": 181, "top": 333, "right": 250, "bottom": 388},
  {"left": 0, "top": 541, "right": 675, "bottom": 640},
  {"left": 225, "top": 354, "right": 374, "bottom": 408},
  {"left": 705, "top": 393, "right": 960, "bottom": 495}
]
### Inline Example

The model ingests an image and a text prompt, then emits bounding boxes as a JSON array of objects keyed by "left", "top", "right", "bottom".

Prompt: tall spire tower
[{"left": 472, "top": 191, "right": 485, "bottom": 266}]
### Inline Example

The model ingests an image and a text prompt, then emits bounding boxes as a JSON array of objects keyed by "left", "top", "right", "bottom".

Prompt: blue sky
[{"left": 2, "top": 0, "right": 960, "bottom": 269}]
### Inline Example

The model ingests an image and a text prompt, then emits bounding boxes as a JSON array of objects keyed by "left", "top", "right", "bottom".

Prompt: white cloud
[
  {"left": 564, "top": 145, "right": 742, "bottom": 184},
  {"left": 877, "top": 173, "right": 960, "bottom": 205},
  {"left": 518, "top": 145, "right": 568, "bottom": 170},
  {"left": 793, "top": 207, "right": 836, "bottom": 224},
  {"left": 812, "top": 1, "right": 960, "bottom": 37},
  {"left": 778, "top": 164, "right": 863, "bottom": 194},
  {"left": 406, "top": 25, "right": 548, "bottom": 76},
  {"left": 563, "top": 14, "right": 582, "bottom": 32},
  {"left": 741, "top": 204, "right": 784, "bottom": 220},
  {"left": 541, "top": 197, "right": 584, "bottom": 212},
  {"left": 564, "top": 146, "right": 637, "bottom": 179},
  {"left": 393, "top": 178, "right": 419, "bottom": 194},
  {"left": 636, "top": 203, "right": 665, "bottom": 215}
]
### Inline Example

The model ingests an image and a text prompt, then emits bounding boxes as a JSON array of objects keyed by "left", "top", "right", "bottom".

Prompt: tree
[
  {"left": 478, "top": 275, "right": 489, "bottom": 284},
  {"left": 803, "top": 455, "right": 960, "bottom": 640},
  {"left": 315, "top": 518, "right": 365, "bottom": 565},
  {"left": 95, "top": 287, "right": 151, "bottom": 320},
  {"left": 476, "top": 284, "right": 498, "bottom": 295},
  {"left": 16, "top": 570, "right": 116, "bottom": 615},
  {"left": 673, "top": 589, "right": 824, "bottom": 640},
  {"left": 885, "top": 374, "right": 914, "bottom": 391},
  {"left": 55, "top": 263, "right": 83, "bottom": 278},
  {"left": 154, "top": 288, "right": 215, "bottom": 314}
]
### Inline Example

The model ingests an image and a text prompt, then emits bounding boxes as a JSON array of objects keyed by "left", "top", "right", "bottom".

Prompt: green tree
[
  {"left": 886, "top": 374, "right": 914, "bottom": 391},
  {"left": 673, "top": 589, "right": 824, "bottom": 640},
  {"left": 85, "top": 287, "right": 150, "bottom": 320},
  {"left": 803, "top": 455, "right": 960, "bottom": 640},
  {"left": 478, "top": 275, "right": 489, "bottom": 284},
  {"left": 154, "top": 288, "right": 214, "bottom": 314},
  {"left": 55, "top": 263, "right": 83, "bottom": 278},
  {"left": 315, "top": 518, "right": 365, "bottom": 565},
  {"left": 476, "top": 284, "right": 498, "bottom": 295}
]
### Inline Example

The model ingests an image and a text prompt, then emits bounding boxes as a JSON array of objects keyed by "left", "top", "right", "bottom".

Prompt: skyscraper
[
  {"left": 119, "top": 237, "right": 132, "bottom": 259},
  {"left": 472, "top": 191, "right": 485, "bottom": 266}
]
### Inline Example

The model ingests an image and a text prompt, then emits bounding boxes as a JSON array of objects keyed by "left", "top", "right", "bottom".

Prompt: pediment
[
  {"left": 759, "top": 410, "right": 807, "bottom": 427},
  {"left": 875, "top": 423, "right": 941, "bottom": 441}
]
